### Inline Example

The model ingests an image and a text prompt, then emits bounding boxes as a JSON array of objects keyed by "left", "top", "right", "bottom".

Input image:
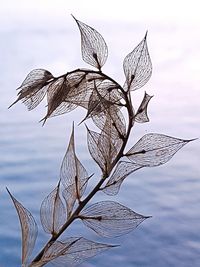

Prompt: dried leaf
[
  {"left": 63, "top": 72, "right": 93, "bottom": 109},
  {"left": 9, "top": 69, "right": 53, "bottom": 110},
  {"left": 92, "top": 109, "right": 125, "bottom": 161},
  {"left": 41, "top": 70, "right": 103, "bottom": 124},
  {"left": 84, "top": 78, "right": 125, "bottom": 139},
  {"left": 123, "top": 32, "right": 152, "bottom": 91},
  {"left": 7, "top": 188, "right": 38, "bottom": 266},
  {"left": 30, "top": 238, "right": 80, "bottom": 267},
  {"left": 80, "top": 201, "right": 149, "bottom": 237},
  {"left": 40, "top": 181, "right": 66, "bottom": 236},
  {"left": 135, "top": 91, "right": 153, "bottom": 123},
  {"left": 126, "top": 133, "right": 193, "bottom": 167},
  {"left": 86, "top": 127, "right": 117, "bottom": 175},
  {"left": 80, "top": 79, "right": 121, "bottom": 124},
  {"left": 92, "top": 106, "right": 126, "bottom": 141},
  {"left": 102, "top": 161, "right": 143, "bottom": 195},
  {"left": 60, "top": 125, "right": 89, "bottom": 217},
  {"left": 30, "top": 237, "right": 115, "bottom": 267},
  {"left": 73, "top": 16, "right": 108, "bottom": 70},
  {"left": 41, "top": 76, "right": 74, "bottom": 124},
  {"left": 49, "top": 71, "right": 89, "bottom": 115}
]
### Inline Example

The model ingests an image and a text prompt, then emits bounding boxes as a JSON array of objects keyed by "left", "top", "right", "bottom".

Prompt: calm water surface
[{"left": 0, "top": 18, "right": 200, "bottom": 267}]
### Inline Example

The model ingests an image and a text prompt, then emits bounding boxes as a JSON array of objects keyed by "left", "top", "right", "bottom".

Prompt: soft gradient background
[{"left": 0, "top": 0, "right": 200, "bottom": 266}]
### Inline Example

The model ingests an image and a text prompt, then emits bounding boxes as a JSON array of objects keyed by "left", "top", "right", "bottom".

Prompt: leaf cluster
[{"left": 8, "top": 16, "right": 194, "bottom": 267}]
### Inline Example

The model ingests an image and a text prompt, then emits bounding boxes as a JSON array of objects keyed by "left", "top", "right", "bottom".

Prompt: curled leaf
[
  {"left": 123, "top": 32, "right": 152, "bottom": 91},
  {"left": 135, "top": 91, "right": 153, "bottom": 123},
  {"left": 30, "top": 237, "right": 115, "bottom": 267},
  {"left": 9, "top": 69, "right": 53, "bottom": 110},
  {"left": 73, "top": 16, "right": 108, "bottom": 70},
  {"left": 102, "top": 161, "right": 143, "bottom": 195},
  {"left": 40, "top": 181, "right": 66, "bottom": 236},
  {"left": 80, "top": 201, "right": 149, "bottom": 237},
  {"left": 7, "top": 188, "right": 38, "bottom": 266},
  {"left": 126, "top": 133, "right": 194, "bottom": 167}
]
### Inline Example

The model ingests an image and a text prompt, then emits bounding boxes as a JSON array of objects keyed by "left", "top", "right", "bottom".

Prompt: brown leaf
[
  {"left": 102, "top": 161, "right": 143, "bottom": 195},
  {"left": 9, "top": 69, "right": 53, "bottom": 110},
  {"left": 73, "top": 16, "right": 108, "bottom": 70},
  {"left": 86, "top": 126, "right": 118, "bottom": 175},
  {"left": 92, "top": 106, "right": 126, "bottom": 141},
  {"left": 41, "top": 70, "right": 103, "bottom": 124},
  {"left": 41, "top": 76, "right": 73, "bottom": 124},
  {"left": 7, "top": 188, "right": 38, "bottom": 266},
  {"left": 60, "top": 125, "right": 89, "bottom": 217},
  {"left": 30, "top": 237, "right": 115, "bottom": 267},
  {"left": 80, "top": 201, "right": 149, "bottom": 237},
  {"left": 123, "top": 32, "right": 152, "bottom": 91},
  {"left": 135, "top": 91, "right": 153, "bottom": 123},
  {"left": 80, "top": 79, "right": 122, "bottom": 124},
  {"left": 40, "top": 181, "right": 66, "bottom": 236},
  {"left": 126, "top": 133, "right": 194, "bottom": 167}
]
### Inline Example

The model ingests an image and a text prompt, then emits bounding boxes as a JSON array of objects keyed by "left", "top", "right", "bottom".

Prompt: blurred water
[{"left": 0, "top": 16, "right": 200, "bottom": 267}]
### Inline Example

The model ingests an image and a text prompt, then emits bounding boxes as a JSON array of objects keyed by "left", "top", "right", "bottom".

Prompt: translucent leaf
[
  {"left": 30, "top": 237, "right": 115, "bottom": 267},
  {"left": 80, "top": 201, "right": 149, "bottom": 237},
  {"left": 126, "top": 133, "right": 193, "bottom": 167},
  {"left": 9, "top": 69, "right": 53, "bottom": 110},
  {"left": 40, "top": 181, "right": 66, "bottom": 235},
  {"left": 60, "top": 125, "right": 89, "bottom": 217},
  {"left": 135, "top": 91, "right": 153, "bottom": 123},
  {"left": 92, "top": 109, "right": 125, "bottom": 160},
  {"left": 123, "top": 32, "right": 152, "bottom": 91},
  {"left": 92, "top": 106, "right": 126, "bottom": 141},
  {"left": 80, "top": 79, "right": 122, "bottom": 124},
  {"left": 85, "top": 78, "right": 125, "bottom": 139},
  {"left": 48, "top": 71, "right": 88, "bottom": 116},
  {"left": 7, "top": 188, "right": 38, "bottom": 266},
  {"left": 86, "top": 128, "right": 107, "bottom": 172},
  {"left": 30, "top": 238, "right": 80, "bottom": 267},
  {"left": 102, "top": 113, "right": 124, "bottom": 154},
  {"left": 71, "top": 71, "right": 107, "bottom": 110},
  {"left": 80, "top": 85, "right": 105, "bottom": 123},
  {"left": 63, "top": 72, "right": 93, "bottom": 109},
  {"left": 73, "top": 16, "right": 108, "bottom": 70},
  {"left": 41, "top": 70, "right": 104, "bottom": 124},
  {"left": 86, "top": 127, "right": 117, "bottom": 174},
  {"left": 62, "top": 186, "right": 76, "bottom": 220},
  {"left": 102, "top": 161, "right": 143, "bottom": 195},
  {"left": 41, "top": 76, "right": 74, "bottom": 124},
  {"left": 29, "top": 262, "right": 44, "bottom": 267}
]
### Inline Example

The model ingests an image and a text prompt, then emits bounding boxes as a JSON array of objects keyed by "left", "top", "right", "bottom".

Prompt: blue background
[{"left": 0, "top": 1, "right": 200, "bottom": 266}]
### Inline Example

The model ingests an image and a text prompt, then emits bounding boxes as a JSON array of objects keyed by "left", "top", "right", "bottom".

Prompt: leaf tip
[
  {"left": 110, "top": 244, "right": 120, "bottom": 248},
  {"left": 72, "top": 121, "right": 75, "bottom": 135},
  {"left": 188, "top": 137, "right": 198, "bottom": 142},
  {"left": 145, "top": 215, "right": 152, "bottom": 219},
  {"left": 6, "top": 187, "right": 11, "bottom": 196},
  {"left": 8, "top": 101, "right": 17, "bottom": 109},
  {"left": 71, "top": 14, "right": 77, "bottom": 22},
  {"left": 6, "top": 187, "right": 15, "bottom": 203}
]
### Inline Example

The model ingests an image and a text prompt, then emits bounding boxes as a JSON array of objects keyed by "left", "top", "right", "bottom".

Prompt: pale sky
[{"left": 1, "top": 0, "right": 200, "bottom": 26}]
